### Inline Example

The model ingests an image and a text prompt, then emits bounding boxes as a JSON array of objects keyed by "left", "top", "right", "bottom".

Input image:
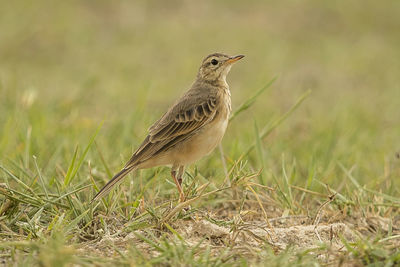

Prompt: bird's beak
[{"left": 226, "top": 55, "right": 245, "bottom": 64}]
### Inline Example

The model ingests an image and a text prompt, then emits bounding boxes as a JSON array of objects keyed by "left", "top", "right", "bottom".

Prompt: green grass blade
[
  {"left": 64, "top": 209, "right": 89, "bottom": 234},
  {"left": 244, "top": 89, "right": 312, "bottom": 156},
  {"left": 65, "top": 122, "right": 103, "bottom": 186},
  {"left": 281, "top": 155, "right": 293, "bottom": 209},
  {"left": 33, "top": 155, "right": 49, "bottom": 200},
  {"left": 253, "top": 120, "right": 266, "bottom": 185},
  {"left": 24, "top": 126, "right": 32, "bottom": 169},
  {"left": 338, "top": 162, "right": 361, "bottom": 189},
  {"left": 229, "top": 76, "right": 277, "bottom": 122},
  {"left": 0, "top": 165, "right": 41, "bottom": 201},
  {"left": 259, "top": 89, "right": 312, "bottom": 140},
  {"left": 64, "top": 146, "right": 79, "bottom": 186},
  {"left": 95, "top": 141, "right": 113, "bottom": 179},
  {"left": 164, "top": 222, "right": 185, "bottom": 242},
  {"left": 133, "top": 231, "right": 164, "bottom": 252}
]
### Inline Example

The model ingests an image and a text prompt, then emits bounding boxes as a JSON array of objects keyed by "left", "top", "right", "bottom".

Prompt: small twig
[{"left": 313, "top": 193, "right": 337, "bottom": 225}]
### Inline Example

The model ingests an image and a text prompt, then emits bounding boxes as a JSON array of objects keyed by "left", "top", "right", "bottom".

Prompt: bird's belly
[{"left": 173, "top": 115, "right": 228, "bottom": 165}]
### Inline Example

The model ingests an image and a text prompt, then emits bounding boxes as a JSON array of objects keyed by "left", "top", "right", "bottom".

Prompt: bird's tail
[{"left": 91, "top": 166, "right": 136, "bottom": 203}]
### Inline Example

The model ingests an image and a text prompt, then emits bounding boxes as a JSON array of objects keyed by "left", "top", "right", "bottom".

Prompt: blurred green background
[{"left": 1, "top": 0, "right": 399, "bottom": 190}]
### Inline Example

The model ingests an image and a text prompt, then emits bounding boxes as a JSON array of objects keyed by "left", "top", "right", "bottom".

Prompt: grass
[{"left": 1, "top": 0, "right": 400, "bottom": 266}]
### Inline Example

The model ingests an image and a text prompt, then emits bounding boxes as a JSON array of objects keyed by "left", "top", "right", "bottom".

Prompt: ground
[{"left": 0, "top": 0, "right": 400, "bottom": 266}]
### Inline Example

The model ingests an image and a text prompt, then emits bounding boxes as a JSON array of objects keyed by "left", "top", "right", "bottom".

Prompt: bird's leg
[
  {"left": 177, "top": 166, "right": 186, "bottom": 201},
  {"left": 177, "top": 166, "right": 185, "bottom": 186},
  {"left": 171, "top": 166, "right": 185, "bottom": 202}
]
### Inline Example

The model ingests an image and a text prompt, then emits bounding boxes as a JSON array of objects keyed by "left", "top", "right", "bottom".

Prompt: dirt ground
[{"left": 79, "top": 207, "right": 400, "bottom": 264}]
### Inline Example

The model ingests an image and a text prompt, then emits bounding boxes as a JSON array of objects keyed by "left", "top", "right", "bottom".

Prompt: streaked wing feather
[
  {"left": 124, "top": 95, "right": 218, "bottom": 168},
  {"left": 149, "top": 97, "right": 217, "bottom": 141}
]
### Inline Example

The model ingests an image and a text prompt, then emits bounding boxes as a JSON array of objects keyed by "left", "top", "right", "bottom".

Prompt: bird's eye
[{"left": 211, "top": 59, "right": 218, "bottom": 65}]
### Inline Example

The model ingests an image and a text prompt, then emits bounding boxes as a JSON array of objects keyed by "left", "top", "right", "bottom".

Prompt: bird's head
[{"left": 197, "top": 53, "right": 244, "bottom": 84}]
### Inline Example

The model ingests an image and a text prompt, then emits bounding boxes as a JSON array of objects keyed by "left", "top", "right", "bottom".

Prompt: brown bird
[{"left": 92, "top": 53, "right": 244, "bottom": 202}]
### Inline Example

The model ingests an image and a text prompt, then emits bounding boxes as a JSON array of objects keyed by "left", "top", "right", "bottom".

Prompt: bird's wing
[
  {"left": 92, "top": 92, "right": 218, "bottom": 202},
  {"left": 124, "top": 90, "right": 219, "bottom": 167}
]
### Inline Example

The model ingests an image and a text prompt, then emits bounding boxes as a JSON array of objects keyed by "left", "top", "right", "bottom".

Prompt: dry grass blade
[
  {"left": 290, "top": 185, "right": 328, "bottom": 198},
  {"left": 161, "top": 185, "right": 231, "bottom": 224},
  {"left": 247, "top": 185, "right": 274, "bottom": 232}
]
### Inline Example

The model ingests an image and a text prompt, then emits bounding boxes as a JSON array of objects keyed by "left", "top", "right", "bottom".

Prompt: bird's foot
[{"left": 178, "top": 192, "right": 186, "bottom": 203}]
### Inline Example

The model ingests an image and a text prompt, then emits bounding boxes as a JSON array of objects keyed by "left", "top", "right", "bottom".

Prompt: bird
[{"left": 92, "top": 53, "right": 244, "bottom": 203}]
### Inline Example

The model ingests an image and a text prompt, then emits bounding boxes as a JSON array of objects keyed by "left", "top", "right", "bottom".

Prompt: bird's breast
[{"left": 171, "top": 92, "right": 231, "bottom": 166}]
